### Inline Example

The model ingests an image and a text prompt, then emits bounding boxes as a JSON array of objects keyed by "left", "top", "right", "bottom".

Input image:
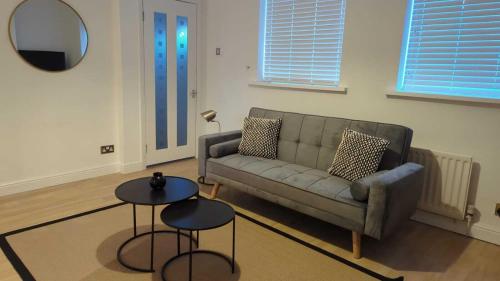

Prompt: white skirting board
[
  {"left": 120, "top": 161, "right": 146, "bottom": 173},
  {"left": 0, "top": 163, "right": 123, "bottom": 197},
  {"left": 412, "top": 210, "right": 500, "bottom": 246}
]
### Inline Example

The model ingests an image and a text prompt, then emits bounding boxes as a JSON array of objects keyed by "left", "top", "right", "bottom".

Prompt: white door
[{"left": 144, "top": 0, "right": 197, "bottom": 165}]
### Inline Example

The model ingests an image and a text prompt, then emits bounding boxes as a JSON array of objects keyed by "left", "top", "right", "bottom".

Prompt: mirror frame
[{"left": 8, "top": 0, "right": 89, "bottom": 72}]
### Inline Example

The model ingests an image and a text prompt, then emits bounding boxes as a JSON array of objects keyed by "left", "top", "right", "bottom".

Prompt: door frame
[{"left": 138, "top": 0, "right": 203, "bottom": 168}]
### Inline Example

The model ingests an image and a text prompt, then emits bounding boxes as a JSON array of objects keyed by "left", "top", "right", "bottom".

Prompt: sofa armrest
[
  {"left": 198, "top": 130, "right": 242, "bottom": 177},
  {"left": 350, "top": 170, "right": 388, "bottom": 201},
  {"left": 209, "top": 138, "right": 241, "bottom": 158},
  {"left": 364, "top": 162, "right": 424, "bottom": 240}
]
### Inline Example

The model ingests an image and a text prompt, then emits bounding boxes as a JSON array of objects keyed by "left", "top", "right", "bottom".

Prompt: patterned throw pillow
[
  {"left": 328, "top": 129, "right": 390, "bottom": 181},
  {"left": 238, "top": 117, "right": 282, "bottom": 159}
]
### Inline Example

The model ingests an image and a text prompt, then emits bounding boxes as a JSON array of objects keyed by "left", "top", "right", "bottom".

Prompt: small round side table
[
  {"left": 115, "top": 176, "right": 199, "bottom": 272},
  {"left": 160, "top": 199, "right": 236, "bottom": 281}
]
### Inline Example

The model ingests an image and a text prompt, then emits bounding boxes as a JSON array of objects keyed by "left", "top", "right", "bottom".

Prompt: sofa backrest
[{"left": 248, "top": 107, "right": 413, "bottom": 172}]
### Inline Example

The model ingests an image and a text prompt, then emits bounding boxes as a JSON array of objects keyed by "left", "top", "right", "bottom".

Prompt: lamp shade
[{"left": 201, "top": 110, "right": 217, "bottom": 122}]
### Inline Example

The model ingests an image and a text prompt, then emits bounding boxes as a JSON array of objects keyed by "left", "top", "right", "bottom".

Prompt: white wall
[
  {"left": 13, "top": 0, "right": 83, "bottom": 67},
  {"left": 200, "top": 0, "right": 500, "bottom": 243},
  {"left": 0, "top": 0, "right": 121, "bottom": 192},
  {"left": 115, "top": 0, "right": 145, "bottom": 173}
]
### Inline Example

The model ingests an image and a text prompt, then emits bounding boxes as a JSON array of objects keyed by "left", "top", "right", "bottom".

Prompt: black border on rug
[{"left": 0, "top": 202, "right": 403, "bottom": 281}]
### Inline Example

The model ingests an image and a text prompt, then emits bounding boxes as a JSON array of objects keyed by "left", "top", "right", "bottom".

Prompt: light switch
[{"left": 216, "top": 48, "right": 221, "bottom": 55}]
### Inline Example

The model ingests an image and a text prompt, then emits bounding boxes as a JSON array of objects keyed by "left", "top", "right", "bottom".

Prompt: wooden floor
[{"left": 0, "top": 158, "right": 499, "bottom": 281}]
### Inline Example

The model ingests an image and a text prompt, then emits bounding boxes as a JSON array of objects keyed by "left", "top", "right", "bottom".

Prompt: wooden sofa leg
[
  {"left": 352, "top": 231, "right": 362, "bottom": 259},
  {"left": 210, "top": 182, "right": 221, "bottom": 199}
]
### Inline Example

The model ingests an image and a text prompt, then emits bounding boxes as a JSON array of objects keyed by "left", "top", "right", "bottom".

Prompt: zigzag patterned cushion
[
  {"left": 238, "top": 117, "right": 282, "bottom": 159},
  {"left": 328, "top": 129, "right": 390, "bottom": 181}
]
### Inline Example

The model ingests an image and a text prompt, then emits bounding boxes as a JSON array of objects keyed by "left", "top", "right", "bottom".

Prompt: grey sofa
[{"left": 198, "top": 107, "right": 424, "bottom": 258}]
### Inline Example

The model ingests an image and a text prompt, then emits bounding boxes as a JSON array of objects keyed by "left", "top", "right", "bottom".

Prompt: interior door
[{"left": 144, "top": 0, "right": 197, "bottom": 165}]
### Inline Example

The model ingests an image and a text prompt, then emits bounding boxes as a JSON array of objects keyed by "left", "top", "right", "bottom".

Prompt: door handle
[{"left": 191, "top": 90, "right": 197, "bottom": 98}]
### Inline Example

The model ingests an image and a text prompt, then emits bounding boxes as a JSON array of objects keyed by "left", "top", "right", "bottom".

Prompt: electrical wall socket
[
  {"left": 496, "top": 203, "right": 500, "bottom": 217},
  {"left": 101, "top": 145, "right": 114, "bottom": 154}
]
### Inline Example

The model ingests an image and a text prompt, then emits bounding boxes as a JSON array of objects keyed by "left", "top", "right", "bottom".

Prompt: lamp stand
[
  {"left": 198, "top": 116, "right": 221, "bottom": 186},
  {"left": 212, "top": 120, "right": 221, "bottom": 133}
]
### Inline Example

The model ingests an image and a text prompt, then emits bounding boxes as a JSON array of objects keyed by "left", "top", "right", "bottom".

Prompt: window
[
  {"left": 259, "top": 0, "right": 347, "bottom": 87},
  {"left": 397, "top": 0, "right": 500, "bottom": 100}
]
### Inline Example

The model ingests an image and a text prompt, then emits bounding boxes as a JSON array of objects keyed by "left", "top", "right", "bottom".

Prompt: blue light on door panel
[
  {"left": 155, "top": 12, "right": 168, "bottom": 149},
  {"left": 177, "top": 16, "right": 188, "bottom": 146}
]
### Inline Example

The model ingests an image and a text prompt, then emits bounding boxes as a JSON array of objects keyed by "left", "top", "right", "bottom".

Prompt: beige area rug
[{"left": 0, "top": 203, "right": 400, "bottom": 281}]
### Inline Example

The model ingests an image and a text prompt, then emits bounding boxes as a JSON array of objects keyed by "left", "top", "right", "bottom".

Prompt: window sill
[
  {"left": 387, "top": 92, "right": 500, "bottom": 105},
  {"left": 249, "top": 81, "right": 347, "bottom": 94}
]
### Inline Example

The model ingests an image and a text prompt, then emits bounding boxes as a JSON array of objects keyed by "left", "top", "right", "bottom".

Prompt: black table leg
[
  {"left": 133, "top": 204, "right": 137, "bottom": 237},
  {"left": 232, "top": 218, "right": 235, "bottom": 273},
  {"left": 189, "top": 231, "right": 193, "bottom": 281},
  {"left": 177, "top": 229, "right": 180, "bottom": 256},
  {"left": 151, "top": 205, "right": 155, "bottom": 272},
  {"left": 119, "top": 204, "right": 198, "bottom": 274},
  {"left": 196, "top": 230, "right": 199, "bottom": 248}
]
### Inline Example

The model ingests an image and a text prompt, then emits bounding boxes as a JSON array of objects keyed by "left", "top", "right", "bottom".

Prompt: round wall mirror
[{"left": 9, "top": 0, "right": 88, "bottom": 72}]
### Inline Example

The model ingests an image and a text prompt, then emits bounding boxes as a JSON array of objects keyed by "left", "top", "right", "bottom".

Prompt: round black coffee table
[
  {"left": 115, "top": 176, "right": 199, "bottom": 272},
  {"left": 160, "top": 199, "right": 236, "bottom": 281}
]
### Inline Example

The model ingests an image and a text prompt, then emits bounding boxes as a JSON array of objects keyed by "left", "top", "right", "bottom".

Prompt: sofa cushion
[
  {"left": 328, "top": 129, "right": 390, "bottom": 181},
  {"left": 207, "top": 154, "right": 367, "bottom": 231},
  {"left": 238, "top": 117, "right": 282, "bottom": 159}
]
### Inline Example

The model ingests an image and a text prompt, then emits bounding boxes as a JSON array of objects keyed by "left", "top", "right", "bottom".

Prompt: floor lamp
[
  {"left": 200, "top": 109, "right": 221, "bottom": 132},
  {"left": 198, "top": 110, "right": 221, "bottom": 185}
]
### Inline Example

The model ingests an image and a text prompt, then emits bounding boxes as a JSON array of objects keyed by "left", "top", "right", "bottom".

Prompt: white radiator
[{"left": 408, "top": 148, "right": 473, "bottom": 220}]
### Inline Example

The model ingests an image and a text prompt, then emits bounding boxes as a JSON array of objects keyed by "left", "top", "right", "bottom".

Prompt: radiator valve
[{"left": 465, "top": 204, "right": 475, "bottom": 228}]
